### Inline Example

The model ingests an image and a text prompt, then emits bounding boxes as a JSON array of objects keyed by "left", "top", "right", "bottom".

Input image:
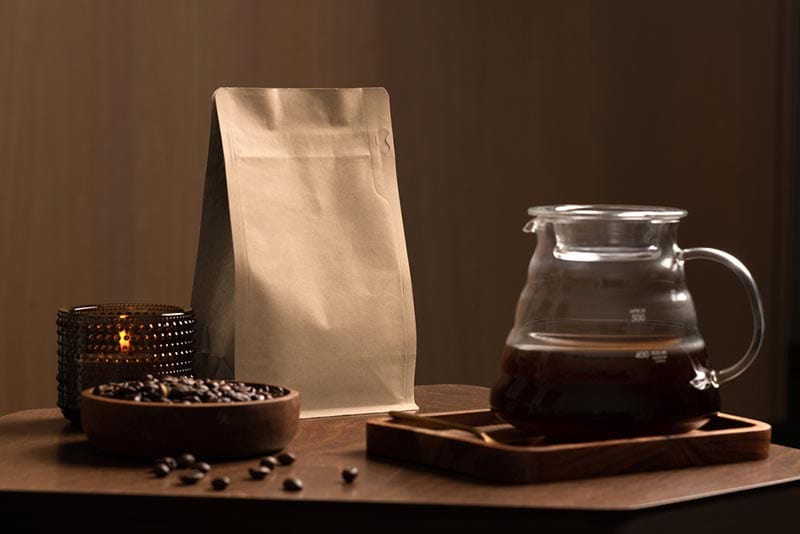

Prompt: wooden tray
[{"left": 366, "top": 410, "right": 771, "bottom": 484}]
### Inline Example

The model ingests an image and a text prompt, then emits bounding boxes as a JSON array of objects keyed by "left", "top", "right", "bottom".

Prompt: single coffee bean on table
[
  {"left": 91, "top": 376, "right": 289, "bottom": 404},
  {"left": 153, "top": 456, "right": 178, "bottom": 469},
  {"left": 249, "top": 466, "right": 271, "bottom": 480},
  {"left": 211, "top": 477, "right": 231, "bottom": 491},
  {"left": 277, "top": 452, "right": 296, "bottom": 466},
  {"left": 180, "top": 469, "right": 205, "bottom": 485},
  {"left": 192, "top": 461, "right": 212, "bottom": 473},
  {"left": 153, "top": 463, "right": 171, "bottom": 478},
  {"left": 155, "top": 456, "right": 178, "bottom": 470},
  {"left": 283, "top": 477, "right": 303, "bottom": 491},
  {"left": 176, "top": 453, "right": 196, "bottom": 468},
  {"left": 260, "top": 456, "right": 277, "bottom": 469},
  {"left": 342, "top": 466, "right": 358, "bottom": 483}
]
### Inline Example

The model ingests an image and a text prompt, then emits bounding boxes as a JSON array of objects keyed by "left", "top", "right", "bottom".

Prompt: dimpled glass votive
[{"left": 56, "top": 303, "right": 196, "bottom": 424}]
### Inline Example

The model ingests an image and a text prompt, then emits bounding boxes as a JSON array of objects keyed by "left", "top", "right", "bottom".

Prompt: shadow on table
[
  {"left": 55, "top": 440, "right": 149, "bottom": 469},
  {"left": 0, "top": 416, "right": 79, "bottom": 437},
  {"left": 13, "top": 422, "right": 149, "bottom": 469}
]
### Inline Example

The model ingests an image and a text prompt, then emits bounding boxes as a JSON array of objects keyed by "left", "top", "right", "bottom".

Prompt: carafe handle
[{"left": 681, "top": 247, "right": 765, "bottom": 384}]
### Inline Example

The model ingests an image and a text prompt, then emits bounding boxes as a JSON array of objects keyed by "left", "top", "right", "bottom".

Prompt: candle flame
[{"left": 119, "top": 329, "right": 131, "bottom": 353}]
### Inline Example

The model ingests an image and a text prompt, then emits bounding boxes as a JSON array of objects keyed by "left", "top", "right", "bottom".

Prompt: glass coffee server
[{"left": 491, "top": 205, "right": 764, "bottom": 438}]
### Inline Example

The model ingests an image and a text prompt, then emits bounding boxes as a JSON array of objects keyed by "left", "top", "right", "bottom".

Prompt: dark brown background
[{"left": 0, "top": 0, "right": 794, "bottom": 422}]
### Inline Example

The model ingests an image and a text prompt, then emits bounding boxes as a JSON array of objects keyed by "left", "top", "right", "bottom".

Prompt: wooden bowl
[{"left": 80, "top": 385, "right": 300, "bottom": 459}]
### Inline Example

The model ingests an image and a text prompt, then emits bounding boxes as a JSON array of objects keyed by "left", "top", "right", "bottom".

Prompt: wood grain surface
[
  {"left": 0, "top": 0, "right": 794, "bottom": 426},
  {"left": 1, "top": 385, "right": 799, "bottom": 509}
]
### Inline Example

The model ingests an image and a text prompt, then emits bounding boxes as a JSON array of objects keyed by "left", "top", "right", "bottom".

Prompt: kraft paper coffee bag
[{"left": 192, "top": 88, "right": 417, "bottom": 417}]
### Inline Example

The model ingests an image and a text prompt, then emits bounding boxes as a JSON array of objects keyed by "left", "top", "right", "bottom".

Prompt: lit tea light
[{"left": 118, "top": 329, "right": 131, "bottom": 353}]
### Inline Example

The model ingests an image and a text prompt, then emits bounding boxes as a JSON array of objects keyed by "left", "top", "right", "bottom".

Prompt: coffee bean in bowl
[
  {"left": 80, "top": 378, "right": 300, "bottom": 459},
  {"left": 91, "top": 376, "right": 289, "bottom": 404}
]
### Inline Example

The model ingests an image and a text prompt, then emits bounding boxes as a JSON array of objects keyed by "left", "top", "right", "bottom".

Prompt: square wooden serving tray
[{"left": 365, "top": 410, "right": 771, "bottom": 484}]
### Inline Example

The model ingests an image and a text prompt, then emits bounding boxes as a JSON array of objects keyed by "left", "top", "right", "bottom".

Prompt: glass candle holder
[{"left": 56, "top": 303, "right": 196, "bottom": 424}]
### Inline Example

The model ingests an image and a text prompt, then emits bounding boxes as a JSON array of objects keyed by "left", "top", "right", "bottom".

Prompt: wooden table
[{"left": 1, "top": 385, "right": 799, "bottom": 533}]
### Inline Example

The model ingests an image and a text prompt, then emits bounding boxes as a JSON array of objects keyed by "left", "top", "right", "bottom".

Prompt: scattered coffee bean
[
  {"left": 283, "top": 477, "right": 303, "bottom": 491},
  {"left": 277, "top": 452, "right": 296, "bottom": 466},
  {"left": 342, "top": 466, "right": 358, "bottom": 483},
  {"left": 155, "top": 456, "right": 178, "bottom": 470},
  {"left": 211, "top": 476, "right": 231, "bottom": 491},
  {"left": 260, "top": 456, "right": 277, "bottom": 469},
  {"left": 249, "top": 466, "right": 271, "bottom": 480},
  {"left": 180, "top": 469, "right": 205, "bottom": 485},
  {"left": 177, "top": 453, "right": 196, "bottom": 468},
  {"left": 91, "top": 376, "right": 289, "bottom": 404},
  {"left": 153, "top": 463, "right": 171, "bottom": 478},
  {"left": 192, "top": 461, "right": 211, "bottom": 473}
]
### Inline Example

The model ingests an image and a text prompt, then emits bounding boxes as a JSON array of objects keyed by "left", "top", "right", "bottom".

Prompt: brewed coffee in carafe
[{"left": 490, "top": 205, "right": 764, "bottom": 438}]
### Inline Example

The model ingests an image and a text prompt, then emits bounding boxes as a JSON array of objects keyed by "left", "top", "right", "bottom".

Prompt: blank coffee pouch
[{"left": 192, "top": 88, "right": 417, "bottom": 417}]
